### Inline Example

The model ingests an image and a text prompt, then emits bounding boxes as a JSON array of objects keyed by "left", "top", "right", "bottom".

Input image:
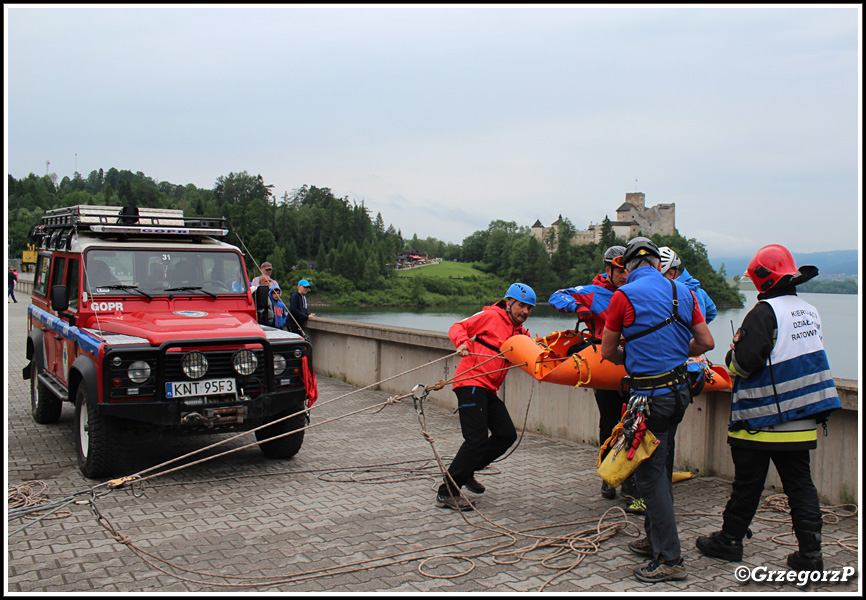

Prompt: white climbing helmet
[{"left": 658, "top": 246, "right": 681, "bottom": 274}]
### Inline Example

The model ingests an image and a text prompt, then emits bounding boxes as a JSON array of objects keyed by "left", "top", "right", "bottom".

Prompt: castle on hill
[{"left": 531, "top": 192, "right": 676, "bottom": 253}]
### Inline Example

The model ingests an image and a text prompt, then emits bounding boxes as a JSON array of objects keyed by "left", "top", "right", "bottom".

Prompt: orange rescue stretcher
[{"left": 501, "top": 329, "right": 732, "bottom": 393}]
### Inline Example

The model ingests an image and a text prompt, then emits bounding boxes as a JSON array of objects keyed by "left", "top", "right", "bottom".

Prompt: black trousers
[
  {"left": 438, "top": 386, "right": 517, "bottom": 495},
  {"left": 595, "top": 388, "right": 627, "bottom": 450},
  {"left": 722, "top": 445, "right": 822, "bottom": 536},
  {"left": 634, "top": 386, "right": 691, "bottom": 562}
]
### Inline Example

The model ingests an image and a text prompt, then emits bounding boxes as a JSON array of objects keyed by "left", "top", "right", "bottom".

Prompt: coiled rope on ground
[{"left": 8, "top": 481, "right": 73, "bottom": 520}]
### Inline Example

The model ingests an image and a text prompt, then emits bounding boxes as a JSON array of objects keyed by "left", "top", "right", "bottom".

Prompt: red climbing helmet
[{"left": 746, "top": 244, "right": 817, "bottom": 292}]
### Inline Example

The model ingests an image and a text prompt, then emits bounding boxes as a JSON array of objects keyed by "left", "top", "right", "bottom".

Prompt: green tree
[
  {"left": 60, "top": 190, "right": 96, "bottom": 208},
  {"left": 248, "top": 229, "right": 276, "bottom": 271},
  {"left": 361, "top": 255, "right": 381, "bottom": 290},
  {"left": 374, "top": 212, "right": 386, "bottom": 236},
  {"left": 214, "top": 171, "right": 273, "bottom": 205},
  {"left": 461, "top": 230, "right": 489, "bottom": 262},
  {"left": 551, "top": 217, "right": 576, "bottom": 279},
  {"left": 487, "top": 219, "right": 523, "bottom": 235},
  {"left": 283, "top": 238, "right": 299, "bottom": 271},
  {"left": 483, "top": 229, "right": 512, "bottom": 273},
  {"left": 507, "top": 235, "right": 558, "bottom": 294},
  {"left": 600, "top": 216, "right": 616, "bottom": 249}
]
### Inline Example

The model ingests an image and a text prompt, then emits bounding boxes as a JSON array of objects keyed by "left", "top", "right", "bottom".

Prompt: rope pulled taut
[{"left": 87, "top": 350, "right": 465, "bottom": 491}]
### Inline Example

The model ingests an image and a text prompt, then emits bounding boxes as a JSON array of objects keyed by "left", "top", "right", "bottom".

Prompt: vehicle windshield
[{"left": 83, "top": 249, "right": 248, "bottom": 296}]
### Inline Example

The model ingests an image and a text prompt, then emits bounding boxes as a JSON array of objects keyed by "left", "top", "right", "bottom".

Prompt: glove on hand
[{"left": 575, "top": 306, "right": 593, "bottom": 324}]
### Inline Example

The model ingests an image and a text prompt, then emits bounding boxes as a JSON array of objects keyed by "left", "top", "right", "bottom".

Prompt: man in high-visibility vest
[{"left": 695, "top": 244, "right": 842, "bottom": 572}]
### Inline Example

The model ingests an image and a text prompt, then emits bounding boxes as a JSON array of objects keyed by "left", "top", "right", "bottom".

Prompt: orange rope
[{"left": 595, "top": 421, "right": 624, "bottom": 467}]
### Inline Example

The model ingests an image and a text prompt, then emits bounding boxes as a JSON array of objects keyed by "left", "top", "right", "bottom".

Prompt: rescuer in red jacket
[{"left": 435, "top": 282, "right": 536, "bottom": 511}]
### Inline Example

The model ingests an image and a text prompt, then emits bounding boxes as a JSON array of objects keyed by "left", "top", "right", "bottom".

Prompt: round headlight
[
  {"left": 182, "top": 351, "right": 208, "bottom": 379},
  {"left": 233, "top": 349, "right": 258, "bottom": 376},
  {"left": 273, "top": 354, "right": 287, "bottom": 376},
  {"left": 128, "top": 360, "right": 152, "bottom": 384},
  {"left": 293, "top": 348, "right": 304, "bottom": 358}
]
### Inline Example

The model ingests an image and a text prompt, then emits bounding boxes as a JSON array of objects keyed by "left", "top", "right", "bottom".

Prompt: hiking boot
[
  {"left": 788, "top": 520, "right": 823, "bottom": 571},
  {"left": 601, "top": 481, "right": 616, "bottom": 500},
  {"left": 628, "top": 537, "right": 654, "bottom": 557},
  {"left": 436, "top": 493, "right": 473, "bottom": 512},
  {"left": 465, "top": 477, "right": 485, "bottom": 494},
  {"left": 695, "top": 530, "right": 744, "bottom": 562},
  {"left": 787, "top": 551, "right": 823, "bottom": 572},
  {"left": 633, "top": 558, "right": 688, "bottom": 583},
  {"left": 625, "top": 497, "right": 646, "bottom": 515},
  {"left": 620, "top": 476, "right": 639, "bottom": 500}
]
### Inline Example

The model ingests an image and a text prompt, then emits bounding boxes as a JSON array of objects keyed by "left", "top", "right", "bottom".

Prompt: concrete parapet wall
[
  {"left": 13, "top": 272, "right": 34, "bottom": 296},
  {"left": 306, "top": 317, "right": 858, "bottom": 505}
]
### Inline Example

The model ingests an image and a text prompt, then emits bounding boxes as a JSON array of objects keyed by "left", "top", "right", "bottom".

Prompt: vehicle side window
[
  {"left": 66, "top": 259, "right": 80, "bottom": 309},
  {"left": 51, "top": 257, "right": 67, "bottom": 289},
  {"left": 33, "top": 255, "right": 50, "bottom": 297}
]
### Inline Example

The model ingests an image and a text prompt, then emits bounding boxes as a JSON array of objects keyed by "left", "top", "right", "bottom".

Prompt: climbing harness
[{"left": 624, "top": 363, "right": 689, "bottom": 393}]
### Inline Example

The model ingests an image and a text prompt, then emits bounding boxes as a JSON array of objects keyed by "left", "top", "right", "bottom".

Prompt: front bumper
[{"left": 97, "top": 386, "right": 307, "bottom": 429}]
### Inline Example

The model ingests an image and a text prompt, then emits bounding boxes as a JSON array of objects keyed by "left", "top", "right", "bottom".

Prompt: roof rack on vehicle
[{"left": 29, "top": 205, "right": 230, "bottom": 249}]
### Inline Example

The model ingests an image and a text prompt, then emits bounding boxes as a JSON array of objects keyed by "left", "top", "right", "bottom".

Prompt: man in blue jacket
[
  {"left": 288, "top": 279, "right": 316, "bottom": 335},
  {"left": 659, "top": 247, "right": 717, "bottom": 398},
  {"left": 601, "top": 237, "right": 715, "bottom": 583},
  {"left": 658, "top": 247, "right": 717, "bottom": 323}
]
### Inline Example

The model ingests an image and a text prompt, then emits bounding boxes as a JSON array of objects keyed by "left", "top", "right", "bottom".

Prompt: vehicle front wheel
[
  {"left": 75, "top": 385, "right": 121, "bottom": 478},
  {"left": 31, "top": 362, "right": 62, "bottom": 424},
  {"left": 256, "top": 410, "right": 306, "bottom": 459}
]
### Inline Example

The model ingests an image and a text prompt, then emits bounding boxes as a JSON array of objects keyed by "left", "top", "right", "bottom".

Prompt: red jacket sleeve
[
  {"left": 605, "top": 290, "right": 629, "bottom": 332},
  {"left": 449, "top": 309, "right": 492, "bottom": 348},
  {"left": 689, "top": 290, "right": 705, "bottom": 325}
]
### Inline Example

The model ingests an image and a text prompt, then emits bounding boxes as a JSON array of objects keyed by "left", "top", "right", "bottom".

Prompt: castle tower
[{"left": 624, "top": 192, "right": 646, "bottom": 210}]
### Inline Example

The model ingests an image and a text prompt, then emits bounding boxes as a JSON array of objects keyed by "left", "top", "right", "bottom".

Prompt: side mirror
[
  {"left": 254, "top": 285, "right": 272, "bottom": 326},
  {"left": 51, "top": 285, "right": 70, "bottom": 312},
  {"left": 254, "top": 285, "right": 270, "bottom": 310}
]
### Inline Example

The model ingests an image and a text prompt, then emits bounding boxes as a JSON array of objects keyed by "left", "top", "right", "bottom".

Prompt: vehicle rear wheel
[
  {"left": 256, "top": 410, "right": 306, "bottom": 459},
  {"left": 75, "top": 385, "right": 121, "bottom": 478},
  {"left": 31, "top": 362, "right": 62, "bottom": 424}
]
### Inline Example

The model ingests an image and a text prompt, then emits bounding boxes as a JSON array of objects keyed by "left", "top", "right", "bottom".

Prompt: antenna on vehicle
[{"left": 226, "top": 219, "right": 260, "bottom": 273}]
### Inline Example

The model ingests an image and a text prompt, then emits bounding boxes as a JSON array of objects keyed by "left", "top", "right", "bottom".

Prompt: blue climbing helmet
[{"left": 504, "top": 282, "right": 536, "bottom": 306}]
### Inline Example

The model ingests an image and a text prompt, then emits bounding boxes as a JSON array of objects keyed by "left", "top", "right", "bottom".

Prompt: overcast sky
[{"left": 5, "top": 4, "right": 861, "bottom": 259}]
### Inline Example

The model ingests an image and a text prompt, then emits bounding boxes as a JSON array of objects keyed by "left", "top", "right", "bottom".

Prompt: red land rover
[{"left": 23, "top": 205, "right": 316, "bottom": 478}]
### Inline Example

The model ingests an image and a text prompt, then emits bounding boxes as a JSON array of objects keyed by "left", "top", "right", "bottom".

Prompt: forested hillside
[
  {"left": 8, "top": 169, "right": 407, "bottom": 291},
  {"left": 7, "top": 168, "right": 744, "bottom": 308},
  {"left": 459, "top": 217, "right": 743, "bottom": 308}
]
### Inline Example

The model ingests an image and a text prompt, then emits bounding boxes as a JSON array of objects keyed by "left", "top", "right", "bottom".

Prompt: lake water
[{"left": 320, "top": 291, "right": 860, "bottom": 381}]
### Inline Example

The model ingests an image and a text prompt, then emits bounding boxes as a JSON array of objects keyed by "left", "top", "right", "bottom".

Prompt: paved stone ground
[{"left": 5, "top": 300, "right": 861, "bottom": 594}]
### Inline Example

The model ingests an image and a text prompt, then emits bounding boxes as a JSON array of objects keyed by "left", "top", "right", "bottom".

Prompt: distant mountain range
[{"left": 709, "top": 249, "right": 859, "bottom": 278}]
